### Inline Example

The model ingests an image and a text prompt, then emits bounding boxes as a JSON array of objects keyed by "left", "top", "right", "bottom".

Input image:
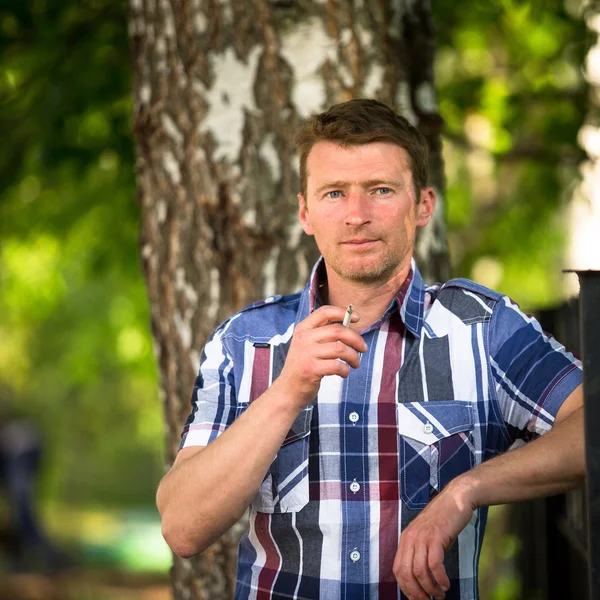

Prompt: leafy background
[{"left": 0, "top": 0, "right": 590, "bottom": 597}]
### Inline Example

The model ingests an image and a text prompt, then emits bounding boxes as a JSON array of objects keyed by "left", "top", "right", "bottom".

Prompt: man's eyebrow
[
  {"left": 314, "top": 181, "right": 349, "bottom": 195},
  {"left": 314, "top": 179, "right": 403, "bottom": 195},
  {"left": 362, "top": 179, "right": 403, "bottom": 189}
]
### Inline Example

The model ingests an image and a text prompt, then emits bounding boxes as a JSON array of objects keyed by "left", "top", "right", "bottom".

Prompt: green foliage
[
  {"left": 0, "top": 0, "right": 163, "bottom": 510},
  {"left": 434, "top": 0, "right": 588, "bottom": 309}
]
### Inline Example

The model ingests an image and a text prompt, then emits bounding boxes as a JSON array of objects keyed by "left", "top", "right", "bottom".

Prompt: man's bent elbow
[
  {"left": 160, "top": 503, "right": 234, "bottom": 558},
  {"left": 161, "top": 503, "right": 249, "bottom": 558},
  {"left": 161, "top": 519, "right": 206, "bottom": 558}
]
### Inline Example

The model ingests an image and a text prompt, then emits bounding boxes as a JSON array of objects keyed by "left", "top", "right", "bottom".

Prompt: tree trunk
[{"left": 128, "top": 0, "right": 448, "bottom": 598}]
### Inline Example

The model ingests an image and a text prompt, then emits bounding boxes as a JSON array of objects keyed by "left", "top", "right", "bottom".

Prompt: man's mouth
[{"left": 342, "top": 239, "right": 379, "bottom": 245}]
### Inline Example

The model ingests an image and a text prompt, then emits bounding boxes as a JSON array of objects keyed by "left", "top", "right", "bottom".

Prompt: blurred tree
[
  {"left": 0, "top": 0, "right": 163, "bottom": 511},
  {"left": 568, "top": 0, "right": 600, "bottom": 273},
  {"left": 434, "top": 0, "right": 588, "bottom": 308},
  {"left": 0, "top": 0, "right": 590, "bottom": 595},
  {"left": 128, "top": 0, "right": 448, "bottom": 597}
]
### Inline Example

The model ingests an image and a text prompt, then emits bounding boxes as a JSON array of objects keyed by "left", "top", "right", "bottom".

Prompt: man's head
[
  {"left": 295, "top": 99, "right": 436, "bottom": 287},
  {"left": 295, "top": 98, "right": 429, "bottom": 201}
]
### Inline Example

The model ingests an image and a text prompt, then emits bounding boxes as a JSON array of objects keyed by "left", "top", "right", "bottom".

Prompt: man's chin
[{"left": 336, "top": 262, "right": 394, "bottom": 283}]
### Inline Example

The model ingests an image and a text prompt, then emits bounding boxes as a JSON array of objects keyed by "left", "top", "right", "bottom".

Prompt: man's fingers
[
  {"left": 306, "top": 324, "right": 368, "bottom": 353},
  {"left": 316, "top": 341, "right": 361, "bottom": 368},
  {"left": 414, "top": 543, "right": 445, "bottom": 600},
  {"left": 301, "top": 305, "right": 360, "bottom": 329},
  {"left": 428, "top": 543, "right": 450, "bottom": 593},
  {"left": 394, "top": 544, "right": 430, "bottom": 600},
  {"left": 315, "top": 358, "right": 351, "bottom": 379}
]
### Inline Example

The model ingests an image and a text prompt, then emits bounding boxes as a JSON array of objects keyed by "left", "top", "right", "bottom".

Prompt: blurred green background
[{"left": 0, "top": 0, "right": 590, "bottom": 598}]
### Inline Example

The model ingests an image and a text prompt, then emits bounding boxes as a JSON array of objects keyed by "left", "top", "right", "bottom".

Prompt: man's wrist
[
  {"left": 445, "top": 469, "right": 482, "bottom": 511},
  {"left": 270, "top": 374, "right": 315, "bottom": 412},
  {"left": 265, "top": 376, "right": 311, "bottom": 419}
]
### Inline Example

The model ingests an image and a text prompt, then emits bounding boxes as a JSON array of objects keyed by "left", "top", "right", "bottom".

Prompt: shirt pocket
[
  {"left": 236, "top": 404, "right": 313, "bottom": 514},
  {"left": 397, "top": 401, "right": 475, "bottom": 511}
]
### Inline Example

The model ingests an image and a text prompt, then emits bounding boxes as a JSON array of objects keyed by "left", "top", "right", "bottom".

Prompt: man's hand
[
  {"left": 277, "top": 305, "right": 368, "bottom": 409},
  {"left": 393, "top": 396, "right": 585, "bottom": 599},
  {"left": 393, "top": 479, "right": 476, "bottom": 600}
]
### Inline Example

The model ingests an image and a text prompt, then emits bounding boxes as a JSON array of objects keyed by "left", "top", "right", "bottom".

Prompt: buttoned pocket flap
[
  {"left": 282, "top": 405, "right": 313, "bottom": 446},
  {"left": 235, "top": 404, "right": 313, "bottom": 447},
  {"left": 397, "top": 401, "right": 474, "bottom": 445},
  {"left": 251, "top": 405, "right": 313, "bottom": 514}
]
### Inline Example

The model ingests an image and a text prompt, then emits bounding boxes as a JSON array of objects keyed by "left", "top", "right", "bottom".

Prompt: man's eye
[
  {"left": 326, "top": 190, "right": 342, "bottom": 199},
  {"left": 375, "top": 187, "right": 392, "bottom": 195}
]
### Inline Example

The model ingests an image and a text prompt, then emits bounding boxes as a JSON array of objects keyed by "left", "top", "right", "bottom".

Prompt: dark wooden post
[{"left": 574, "top": 270, "right": 600, "bottom": 600}]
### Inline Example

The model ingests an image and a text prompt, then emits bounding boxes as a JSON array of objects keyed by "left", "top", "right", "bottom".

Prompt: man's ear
[
  {"left": 416, "top": 187, "right": 436, "bottom": 228},
  {"left": 298, "top": 193, "right": 314, "bottom": 235}
]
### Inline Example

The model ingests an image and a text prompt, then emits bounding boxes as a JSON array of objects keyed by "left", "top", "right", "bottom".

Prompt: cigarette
[{"left": 342, "top": 304, "right": 353, "bottom": 327}]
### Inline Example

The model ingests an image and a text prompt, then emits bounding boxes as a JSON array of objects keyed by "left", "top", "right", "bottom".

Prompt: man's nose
[{"left": 345, "top": 192, "right": 371, "bottom": 226}]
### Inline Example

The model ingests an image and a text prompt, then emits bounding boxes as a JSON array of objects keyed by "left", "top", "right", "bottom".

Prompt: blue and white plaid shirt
[{"left": 180, "top": 258, "right": 582, "bottom": 600}]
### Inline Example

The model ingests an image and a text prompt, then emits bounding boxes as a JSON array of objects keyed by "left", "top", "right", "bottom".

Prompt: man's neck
[{"left": 322, "top": 262, "right": 412, "bottom": 331}]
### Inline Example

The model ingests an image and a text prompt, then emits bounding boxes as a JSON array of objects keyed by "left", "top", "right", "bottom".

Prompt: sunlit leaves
[
  {"left": 434, "top": 0, "right": 587, "bottom": 309},
  {"left": 0, "top": 0, "right": 161, "bottom": 510},
  {"left": 1, "top": 235, "right": 66, "bottom": 323}
]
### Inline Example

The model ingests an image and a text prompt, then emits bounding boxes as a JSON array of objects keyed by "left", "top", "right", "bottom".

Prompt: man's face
[{"left": 298, "top": 141, "right": 436, "bottom": 285}]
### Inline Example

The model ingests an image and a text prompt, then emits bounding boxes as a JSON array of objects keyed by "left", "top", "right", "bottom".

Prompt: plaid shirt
[{"left": 180, "top": 258, "right": 582, "bottom": 600}]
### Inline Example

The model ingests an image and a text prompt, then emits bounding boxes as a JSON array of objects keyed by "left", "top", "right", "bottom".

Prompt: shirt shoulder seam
[{"left": 486, "top": 300, "right": 516, "bottom": 447}]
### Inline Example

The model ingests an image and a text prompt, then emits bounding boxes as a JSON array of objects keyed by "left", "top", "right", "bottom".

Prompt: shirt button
[
  {"left": 423, "top": 422, "right": 433, "bottom": 434},
  {"left": 350, "top": 550, "right": 361, "bottom": 562},
  {"left": 264, "top": 296, "right": 275, "bottom": 303},
  {"left": 350, "top": 481, "right": 361, "bottom": 494},
  {"left": 349, "top": 412, "right": 360, "bottom": 423}
]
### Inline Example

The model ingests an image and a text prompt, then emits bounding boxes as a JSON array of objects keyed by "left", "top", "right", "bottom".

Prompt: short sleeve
[
  {"left": 179, "top": 325, "right": 237, "bottom": 450},
  {"left": 489, "top": 296, "right": 582, "bottom": 442}
]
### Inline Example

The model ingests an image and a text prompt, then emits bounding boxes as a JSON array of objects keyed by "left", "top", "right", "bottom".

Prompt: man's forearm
[
  {"left": 451, "top": 407, "right": 585, "bottom": 509},
  {"left": 158, "top": 304, "right": 367, "bottom": 558},
  {"left": 157, "top": 379, "right": 303, "bottom": 557}
]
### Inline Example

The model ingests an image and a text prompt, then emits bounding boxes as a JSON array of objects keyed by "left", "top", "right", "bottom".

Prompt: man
[{"left": 157, "top": 99, "right": 584, "bottom": 600}]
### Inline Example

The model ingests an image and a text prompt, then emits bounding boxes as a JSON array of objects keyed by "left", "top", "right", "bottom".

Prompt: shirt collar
[
  {"left": 396, "top": 258, "right": 427, "bottom": 338},
  {"left": 296, "top": 256, "right": 427, "bottom": 337}
]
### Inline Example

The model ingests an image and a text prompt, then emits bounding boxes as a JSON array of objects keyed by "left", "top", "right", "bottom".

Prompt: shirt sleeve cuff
[
  {"left": 179, "top": 424, "right": 225, "bottom": 450},
  {"left": 540, "top": 364, "right": 583, "bottom": 426}
]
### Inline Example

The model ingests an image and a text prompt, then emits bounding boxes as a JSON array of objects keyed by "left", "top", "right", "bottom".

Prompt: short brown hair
[{"left": 295, "top": 98, "right": 429, "bottom": 200}]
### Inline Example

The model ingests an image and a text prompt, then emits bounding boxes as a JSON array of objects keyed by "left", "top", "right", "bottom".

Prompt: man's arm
[
  {"left": 157, "top": 381, "right": 306, "bottom": 558},
  {"left": 393, "top": 384, "right": 585, "bottom": 600},
  {"left": 157, "top": 305, "right": 368, "bottom": 558}
]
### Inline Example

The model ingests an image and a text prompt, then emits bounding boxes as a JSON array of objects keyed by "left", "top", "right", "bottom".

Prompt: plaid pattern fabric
[{"left": 180, "top": 258, "right": 582, "bottom": 600}]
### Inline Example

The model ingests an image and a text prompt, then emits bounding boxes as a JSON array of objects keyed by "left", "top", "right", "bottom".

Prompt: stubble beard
[
  {"left": 334, "top": 259, "right": 395, "bottom": 284},
  {"left": 330, "top": 241, "right": 413, "bottom": 285}
]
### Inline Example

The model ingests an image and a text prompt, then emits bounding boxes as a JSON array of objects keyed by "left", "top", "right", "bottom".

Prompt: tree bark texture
[{"left": 128, "top": 1, "right": 448, "bottom": 598}]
